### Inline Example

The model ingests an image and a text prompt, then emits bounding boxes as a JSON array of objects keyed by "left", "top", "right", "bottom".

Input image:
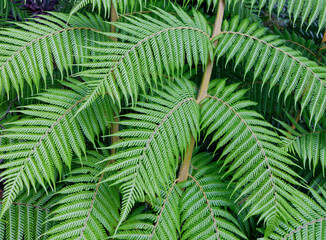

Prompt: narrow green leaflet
[{"left": 100, "top": 78, "right": 199, "bottom": 232}]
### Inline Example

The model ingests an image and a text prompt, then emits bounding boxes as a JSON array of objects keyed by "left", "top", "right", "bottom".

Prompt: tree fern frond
[
  {"left": 114, "top": 180, "right": 181, "bottom": 240},
  {"left": 0, "top": 0, "right": 28, "bottom": 21},
  {"left": 46, "top": 151, "right": 120, "bottom": 240},
  {"left": 69, "top": 0, "right": 157, "bottom": 18},
  {"left": 180, "top": 152, "right": 246, "bottom": 240},
  {"left": 236, "top": 81, "right": 296, "bottom": 122},
  {"left": 278, "top": 114, "right": 326, "bottom": 176},
  {"left": 0, "top": 12, "right": 110, "bottom": 97},
  {"left": 201, "top": 79, "right": 302, "bottom": 235},
  {"left": 227, "top": 0, "right": 326, "bottom": 32},
  {"left": 77, "top": 5, "right": 212, "bottom": 112},
  {"left": 0, "top": 186, "right": 59, "bottom": 240},
  {"left": 271, "top": 187, "right": 326, "bottom": 240},
  {"left": 101, "top": 78, "right": 199, "bottom": 232},
  {"left": 114, "top": 151, "right": 246, "bottom": 240},
  {"left": 0, "top": 78, "right": 115, "bottom": 218},
  {"left": 214, "top": 16, "right": 326, "bottom": 125},
  {"left": 274, "top": 28, "right": 320, "bottom": 61}
]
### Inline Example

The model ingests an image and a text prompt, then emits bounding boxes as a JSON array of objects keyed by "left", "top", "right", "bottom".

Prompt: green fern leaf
[
  {"left": 46, "top": 151, "right": 120, "bottom": 240},
  {"left": 0, "top": 78, "right": 115, "bottom": 218},
  {"left": 76, "top": 6, "right": 212, "bottom": 112},
  {"left": 227, "top": 0, "right": 326, "bottom": 32},
  {"left": 180, "top": 152, "right": 246, "bottom": 240},
  {"left": 201, "top": 79, "right": 302, "bottom": 235},
  {"left": 214, "top": 16, "right": 326, "bottom": 125},
  {"left": 278, "top": 114, "right": 326, "bottom": 176},
  {"left": 114, "top": 182, "right": 181, "bottom": 240},
  {"left": 271, "top": 187, "right": 326, "bottom": 239},
  {"left": 100, "top": 78, "right": 199, "bottom": 233},
  {"left": 0, "top": 186, "right": 59, "bottom": 240},
  {"left": 69, "top": 0, "right": 152, "bottom": 18},
  {"left": 114, "top": 152, "right": 246, "bottom": 240},
  {"left": 0, "top": 12, "right": 110, "bottom": 97}
]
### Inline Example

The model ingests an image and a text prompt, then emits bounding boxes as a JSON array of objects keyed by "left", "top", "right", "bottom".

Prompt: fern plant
[{"left": 1, "top": 0, "right": 326, "bottom": 239}]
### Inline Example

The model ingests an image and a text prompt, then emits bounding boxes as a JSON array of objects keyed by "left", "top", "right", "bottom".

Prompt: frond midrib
[
  {"left": 187, "top": 174, "right": 219, "bottom": 239},
  {"left": 0, "top": 97, "right": 86, "bottom": 217},
  {"left": 149, "top": 179, "right": 178, "bottom": 239},
  {"left": 90, "top": 27, "right": 211, "bottom": 101},
  {"left": 115, "top": 97, "right": 196, "bottom": 232},
  {"left": 285, "top": 130, "right": 326, "bottom": 149},
  {"left": 0, "top": 201, "right": 50, "bottom": 212},
  {"left": 218, "top": 31, "right": 326, "bottom": 88},
  {"left": 282, "top": 217, "right": 326, "bottom": 240},
  {"left": 205, "top": 94, "right": 278, "bottom": 206},
  {"left": 0, "top": 27, "right": 105, "bottom": 72}
]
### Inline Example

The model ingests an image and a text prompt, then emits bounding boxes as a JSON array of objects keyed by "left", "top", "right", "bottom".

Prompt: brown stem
[
  {"left": 177, "top": 0, "right": 225, "bottom": 182},
  {"left": 178, "top": 137, "right": 196, "bottom": 182},
  {"left": 322, "top": 30, "right": 326, "bottom": 44},
  {"left": 318, "top": 30, "right": 326, "bottom": 61},
  {"left": 290, "top": 109, "right": 301, "bottom": 131},
  {"left": 110, "top": 0, "right": 118, "bottom": 42},
  {"left": 197, "top": 0, "right": 225, "bottom": 102},
  {"left": 110, "top": 1, "right": 120, "bottom": 153}
]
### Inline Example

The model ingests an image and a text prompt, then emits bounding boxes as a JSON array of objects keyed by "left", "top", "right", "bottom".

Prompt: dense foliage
[{"left": 0, "top": 0, "right": 326, "bottom": 239}]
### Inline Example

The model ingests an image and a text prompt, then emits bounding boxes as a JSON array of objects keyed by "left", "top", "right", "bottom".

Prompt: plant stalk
[
  {"left": 110, "top": 0, "right": 118, "bottom": 42},
  {"left": 197, "top": 0, "right": 225, "bottom": 102},
  {"left": 178, "top": 0, "right": 225, "bottom": 182},
  {"left": 318, "top": 30, "right": 326, "bottom": 62},
  {"left": 111, "top": 1, "right": 119, "bottom": 154}
]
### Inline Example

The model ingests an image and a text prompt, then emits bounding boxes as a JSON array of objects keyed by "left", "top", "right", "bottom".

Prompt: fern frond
[
  {"left": 227, "top": 0, "right": 326, "bottom": 32},
  {"left": 274, "top": 28, "right": 319, "bottom": 61},
  {"left": 201, "top": 79, "right": 302, "bottom": 235},
  {"left": 236, "top": 81, "right": 296, "bottom": 121},
  {"left": 214, "top": 16, "right": 326, "bottom": 125},
  {"left": 0, "top": 12, "right": 109, "bottom": 97},
  {"left": 180, "top": 152, "right": 246, "bottom": 240},
  {"left": 101, "top": 78, "right": 199, "bottom": 232},
  {"left": 69, "top": 0, "right": 156, "bottom": 18},
  {"left": 271, "top": 187, "right": 326, "bottom": 239},
  {"left": 46, "top": 151, "right": 120, "bottom": 240},
  {"left": 0, "top": 78, "right": 115, "bottom": 218},
  {"left": 114, "top": 151, "right": 246, "bottom": 240},
  {"left": 77, "top": 6, "right": 212, "bottom": 112},
  {"left": 0, "top": 0, "right": 28, "bottom": 21},
  {"left": 114, "top": 181, "right": 181, "bottom": 240},
  {"left": 0, "top": 186, "right": 59, "bottom": 240},
  {"left": 278, "top": 114, "right": 326, "bottom": 176}
]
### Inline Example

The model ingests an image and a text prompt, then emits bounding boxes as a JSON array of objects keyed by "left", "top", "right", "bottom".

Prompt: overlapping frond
[
  {"left": 0, "top": 187, "right": 59, "bottom": 240},
  {"left": 214, "top": 16, "right": 326, "bottom": 125},
  {"left": 275, "top": 29, "right": 320, "bottom": 61},
  {"left": 228, "top": 0, "right": 326, "bottom": 32},
  {"left": 180, "top": 152, "right": 246, "bottom": 240},
  {"left": 114, "top": 152, "right": 246, "bottom": 240},
  {"left": 114, "top": 181, "right": 181, "bottom": 240},
  {"left": 69, "top": 0, "right": 160, "bottom": 18},
  {"left": 236, "top": 81, "right": 296, "bottom": 121},
  {"left": 278, "top": 114, "right": 326, "bottom": 175},
  {"left": 100, "top": 78, "right": 199, "bottom": 232},
  {"left": 0, "top": 78, "right": 114, "bottom": 218},
  {"left": 271, "top": 187, "right": 326, "bottom": 240},
  {"left": 0, "top": 12, "right": 109, "bottom": 97},
  {"left": 46, "top": 151, "right": 120, "bottom": 240},
  {"left": 77, "top": 5, "right": 212, "bottom": 111},
  {"left": 0, "top": 0, "right": 28, "bottom": 20},
  {"left": 201, "top": 79, "right": 301, "bottom": 235}
]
